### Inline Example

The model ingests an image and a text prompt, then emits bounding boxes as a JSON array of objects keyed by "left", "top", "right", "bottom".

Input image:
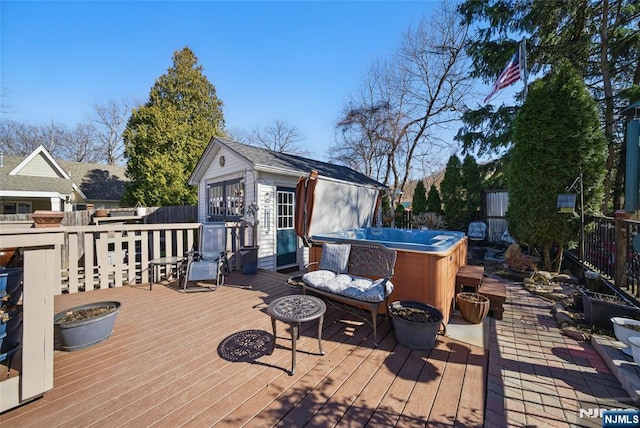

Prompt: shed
[{"left": 188, "top": 137, "right": 385, "bottom": 272}]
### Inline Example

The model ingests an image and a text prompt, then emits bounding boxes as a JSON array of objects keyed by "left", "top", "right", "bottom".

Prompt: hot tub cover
[{"left": 295, "top": 170, "right": 384, "bottom": 243}]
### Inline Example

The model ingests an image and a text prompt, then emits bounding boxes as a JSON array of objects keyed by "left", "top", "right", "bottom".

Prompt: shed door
[{"left": 276, "top": 187, "right": 297, "bottom": 267}]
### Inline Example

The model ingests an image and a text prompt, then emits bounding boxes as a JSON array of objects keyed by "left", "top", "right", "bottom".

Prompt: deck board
[{"left": 0, "top": 270, "right": 487, "bottom": 427}]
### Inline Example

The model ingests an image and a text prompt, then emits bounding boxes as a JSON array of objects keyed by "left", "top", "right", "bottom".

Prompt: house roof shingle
[
  {"left": 1, "top": 153, "right": 127, "bottom": 202},
  {"left": 216, "top": 138, "right": 384, "bottom": 188}
]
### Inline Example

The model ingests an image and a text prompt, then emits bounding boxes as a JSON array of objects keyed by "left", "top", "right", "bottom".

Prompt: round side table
[{"left": 266, "top": 294, "right": 326, "bottom": 375}]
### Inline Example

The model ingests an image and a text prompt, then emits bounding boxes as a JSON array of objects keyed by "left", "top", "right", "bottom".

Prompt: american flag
[{"left": 484, "top": 46, "right": 523, "bottom": 104}]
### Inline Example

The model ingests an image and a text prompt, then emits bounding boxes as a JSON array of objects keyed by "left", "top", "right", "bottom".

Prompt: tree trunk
[{"left": 553, "top": 244, "right": 564, "bottom": 274}]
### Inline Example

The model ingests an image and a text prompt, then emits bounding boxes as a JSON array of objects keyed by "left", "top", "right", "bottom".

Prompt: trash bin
[{"left": 240, "top": 246, "right": 259, "bottom": 274}]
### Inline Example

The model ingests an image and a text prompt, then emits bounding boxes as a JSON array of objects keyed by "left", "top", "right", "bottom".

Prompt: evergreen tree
[
  {"left": 456, "top": 0, "right": 639, "bottom": 213},
  {"left": 411, "top": 180, "right": 428, "bottom": 215},
  {"left": 508, "top": 64, "right": 606, "bottom": 271},
  {"left": 122, "top": 47, "right": 225, "bottom": 206},
  {"left": 440, "top": 155, "right": 466, "bottom": 231},
  {"left": 462, "top": 154, "right": 483, "bottom": 221},
  {"left": 426, "top": 184, "right": 443, "bottom": 215}
]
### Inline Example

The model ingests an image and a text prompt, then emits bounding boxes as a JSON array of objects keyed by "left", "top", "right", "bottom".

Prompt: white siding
[
  {"left": 196, "top": 147, "right": 252, "bottom": 223},
  {"left": 192, "top": 145, "right": 309, "bottom": 272}
]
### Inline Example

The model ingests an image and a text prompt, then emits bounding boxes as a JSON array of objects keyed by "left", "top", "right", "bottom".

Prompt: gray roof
[
  {"left": 217, "top": 138, "right": 384, "bottom": 188},
  {"left": 1, "top": 154, "right": 127, "bottom": 201},
  {"left": 57, "top": 160, "right": 128, "bottom": 201}
]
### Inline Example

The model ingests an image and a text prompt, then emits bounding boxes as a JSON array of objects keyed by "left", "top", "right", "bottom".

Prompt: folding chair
[{"left": 182, "top": 223, "right": 229, "bottom": 291}]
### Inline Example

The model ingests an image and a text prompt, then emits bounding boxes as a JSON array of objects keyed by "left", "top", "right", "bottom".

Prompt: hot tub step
[
  {"left": 478, "top": 278, "right": 507, "bottom": 320},
  {"left": 456, "top": 264, "right": 484, "bottom": 294}
]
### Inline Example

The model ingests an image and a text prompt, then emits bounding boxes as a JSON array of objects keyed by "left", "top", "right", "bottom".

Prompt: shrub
[{"left": 412, "top": 212, "right": 447, "bottom": 230}]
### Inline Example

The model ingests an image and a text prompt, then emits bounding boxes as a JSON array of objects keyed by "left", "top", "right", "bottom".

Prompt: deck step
[
  {"left": 456, "top": 264, "right": 484, "bottom": 294},
  {"left": 478, "top": 277, "right": 507, "bottom": 320}
]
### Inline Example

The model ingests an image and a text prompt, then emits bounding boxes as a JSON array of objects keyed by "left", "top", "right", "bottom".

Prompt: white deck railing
[{"left": 1, "top": 222, "right": 252, "bottom": 295}]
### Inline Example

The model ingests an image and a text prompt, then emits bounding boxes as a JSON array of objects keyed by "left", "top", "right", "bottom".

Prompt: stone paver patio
[{"left": 485, "top": 276, "right": 637, "bottom": 427}]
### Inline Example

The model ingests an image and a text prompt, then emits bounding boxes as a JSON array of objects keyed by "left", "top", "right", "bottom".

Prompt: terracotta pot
[
  {"left": 94, "top": 209, "right": 109, "bottom": 218},
  {"left": 31, "top": 210, "right": 64, "bottom": 228}
]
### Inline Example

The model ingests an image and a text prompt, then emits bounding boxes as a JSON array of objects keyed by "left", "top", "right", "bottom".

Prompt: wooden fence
[{"left": 0, "top": 206, "right": 198, "bottom": 227}]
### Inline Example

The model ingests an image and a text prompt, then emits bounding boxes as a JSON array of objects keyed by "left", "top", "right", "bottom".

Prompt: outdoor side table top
[
  {"left": 149, "top": 256, "right": 184, "bottom": 290},
  {"left": 266, "top": 294, "right": 326, "bottom": 375}
]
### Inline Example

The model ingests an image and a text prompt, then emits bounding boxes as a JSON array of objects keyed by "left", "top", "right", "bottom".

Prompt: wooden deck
[{"left": 1, "top": 270, "right": 487, "bottom": 427}]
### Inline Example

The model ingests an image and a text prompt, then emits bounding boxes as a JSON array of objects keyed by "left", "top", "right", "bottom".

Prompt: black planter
[
  {"left": 54, "top": 301, "right": 121, "bottom": 352},
  {"left": 581, "top": 290, "right": 639, "bottom": 331},
  {"left": 389, "top": 301, "right": 443, "bottom": 350}
]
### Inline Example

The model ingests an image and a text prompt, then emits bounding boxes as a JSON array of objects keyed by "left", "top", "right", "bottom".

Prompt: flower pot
[
  {"left": 1, "top": 268, "right": 23, "bottom": 305},
  {"left": 54, "top": 301, "right": 121, "bottom": 352},
  {"left": 581, "top": 290, "right": 640, "bottom": 331},
  {"left": 389, "top": 301, "right": 443, "bottom": 350},
  {"left": 31, "top": 210, "right": 64, "bottom": 228},
  {"left": 456, "top": 292, "right": 490, "bottom": 324},
  {"left": 611, "top": 317, "right": 640, "bottom": 356},
  {"left": 94, "top": 209, "right": 109, "bottom": 218},
  {"left": 629, "top": 336, "right": 640, "bottom": 365},
  {"left": 471, "top": 247, "right": 487, "bottom": 260}
]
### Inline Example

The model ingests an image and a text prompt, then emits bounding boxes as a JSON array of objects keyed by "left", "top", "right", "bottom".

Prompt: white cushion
[
  {"left": 302, "top": 270, "right": 337, "bottom": 287},
  {"left": 319, "top": 243, "right": 351, "bottom": 274},
  {"left": 302, "top": 270, "right": 394, "bottom": 303}
]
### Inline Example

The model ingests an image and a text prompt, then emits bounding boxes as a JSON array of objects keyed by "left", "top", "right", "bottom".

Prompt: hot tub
[
  {"left": 312, "top": 227, "right": 465, "bottom": 253},
  {"left": 310, "top": 227, "right": 468, "bottom": 323}
]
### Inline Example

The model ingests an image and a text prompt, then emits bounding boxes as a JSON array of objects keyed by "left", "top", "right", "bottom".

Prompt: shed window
[{"left": 207, "top": 179, "right": 244, "bottom": 221}]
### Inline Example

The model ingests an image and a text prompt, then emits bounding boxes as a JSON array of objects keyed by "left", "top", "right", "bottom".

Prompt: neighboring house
[
  {"left": 0, "top": 145, "right": 128, "bottom": 213},
  {"left": 189, "top": 137, "right": 385, "bottom": 272}
]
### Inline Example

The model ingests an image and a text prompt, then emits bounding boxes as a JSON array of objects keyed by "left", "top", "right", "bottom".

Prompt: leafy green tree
[
  {"left": 440, "top": 155, "right": 467, "bottom": 231},
  {"left": 508, "top": 64, "right": 606, "bottom": 272},
  {"left": 426, "top": 184, "right": 443, "bottom": 215},
  {"left": 462, "top": 154, "right": 483, "bottom": 221},
  {"left": 122, "top": 47, "right": 225, "bottom": 206},
  {"left": 456, "top": 0, "right": 639, "bottom": 213},
  {"left": 411, "top": 180, "right": 428, "bottom": 215}
]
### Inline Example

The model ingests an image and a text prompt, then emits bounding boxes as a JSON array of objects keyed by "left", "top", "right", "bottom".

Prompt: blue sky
[{"left": 1, "top": 1, "right": 447, "bottom": 161}]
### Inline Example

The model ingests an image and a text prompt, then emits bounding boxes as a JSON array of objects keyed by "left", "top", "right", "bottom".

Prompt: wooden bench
[
  {"left": 301, "top": 240, "right": 397, "bottom": 347},
  {"left": 478, "top": 277, "right": 507, "bottom": 320}
]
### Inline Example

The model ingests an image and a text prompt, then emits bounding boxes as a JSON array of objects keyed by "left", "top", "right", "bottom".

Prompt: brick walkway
[{"left": 485, "top": 278, "right": 636, "bottom": 427}]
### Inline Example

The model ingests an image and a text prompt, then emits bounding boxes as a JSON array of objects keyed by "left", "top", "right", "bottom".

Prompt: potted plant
[
  {"left": 54, "top": 301, "right": 121, "bottom": 352},
  {"left": 94, "top": 207, "right": 109, "bottom": 218},
  {"left": 503, "top": 244, "right": 537, "bottom": 280},
  {"left": 388, "top": 301, "right": 443, "bottom": 350},
  {"left": 581, "top": 291, "right": 639, "bottom": 331},
  {"left": 456, "top": 292, "right": 490, "bottom": 324}
]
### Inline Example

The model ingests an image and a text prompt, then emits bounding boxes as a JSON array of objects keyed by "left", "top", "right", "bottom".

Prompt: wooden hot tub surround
[{"left": 309, "top": 236, "right": 468, "bottom": 324}]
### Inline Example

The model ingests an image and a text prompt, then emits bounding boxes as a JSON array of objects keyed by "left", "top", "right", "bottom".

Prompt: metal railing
[{"left": 580, "top": 215, "right": 640, "bottom": 303}]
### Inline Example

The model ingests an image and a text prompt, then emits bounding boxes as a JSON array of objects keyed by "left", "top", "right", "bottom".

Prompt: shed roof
[{"left": 192, "top": 137, "right": 384, "bottom": 189}]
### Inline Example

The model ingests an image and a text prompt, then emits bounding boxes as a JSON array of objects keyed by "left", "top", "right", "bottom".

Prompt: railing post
[{"left": 614, "top": 210, "right": 631, "bottom": 287}]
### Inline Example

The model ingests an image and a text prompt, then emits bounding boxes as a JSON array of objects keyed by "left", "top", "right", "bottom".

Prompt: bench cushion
[
  {"left": 319, "top": 243, "right": 351, "bottom": 274},
  {"left": 302, "top": 270, "right": 394, "bottom": 303}
]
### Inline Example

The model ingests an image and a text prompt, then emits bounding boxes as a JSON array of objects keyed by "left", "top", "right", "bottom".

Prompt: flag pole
[{"left": 521, "top": 37, "right": 528, "bottom": 99}]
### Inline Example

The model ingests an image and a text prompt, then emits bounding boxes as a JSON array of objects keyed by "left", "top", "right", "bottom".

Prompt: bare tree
[
  {"left": 0, "top": 119, "right": 68, "bottom": 157},
  {"left": 92, "top": 99, "right": 131, "bottom": 165},
  {"left": 59, "top": 123, "right": 101, "bottom": 162},
  {"left": 332, "top": 1, "right": 473, "bottom": 201},
  {"left": 249, "top": 120, "right": 309, "bottom": 155}
]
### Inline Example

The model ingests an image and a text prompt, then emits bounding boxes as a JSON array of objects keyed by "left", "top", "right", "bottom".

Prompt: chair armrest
[{"left": 303, "top": 261, "right": 320, "bottom": 272}]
